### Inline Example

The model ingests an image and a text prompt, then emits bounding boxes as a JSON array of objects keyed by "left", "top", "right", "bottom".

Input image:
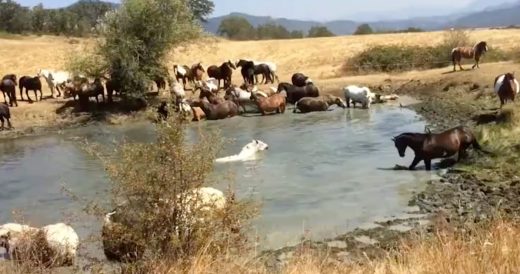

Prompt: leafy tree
[
  {"left": 188, "top": 0, "right": 214, "bottom": 22},
  {"left": 96, "top": 0, "right": 200, "bottom": 102},
  {"left": 217, "top": 16, "right": 256, "bottom": 40},
  {"left": 290, "top": 30, "right": 304, "bottom": 39},
  {"left": 0, "top": 0, "right": 32, "bottom": 33},
  {"left": 256, "top": 23, "right": 291, "bottom": 40},
  {"left": 354, "top": 23, "right": 373, "bottom": 35},
  {"left": 31, "top": 3, "right": 46, "bottom": 34},
  {"left": 307, "top": 26, "right": 335, "bottom": 37}
]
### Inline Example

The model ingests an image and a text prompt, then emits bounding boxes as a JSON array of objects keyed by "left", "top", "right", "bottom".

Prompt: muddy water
[{"left": 0, "top": 104, "right": 438, "bottom": 252}]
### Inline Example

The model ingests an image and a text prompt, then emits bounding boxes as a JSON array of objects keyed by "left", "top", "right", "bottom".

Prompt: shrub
[
  {"left": 354, "top": 23, "right": 373, "bottom": 35},
  {"left": 88, "top": 113, "right": 257, "bottom": 268},
  {"left": 344, "top": 30, "right": 510, "bottom": 74}
]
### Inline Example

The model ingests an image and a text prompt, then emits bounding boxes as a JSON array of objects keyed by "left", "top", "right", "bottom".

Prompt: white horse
[
  {"left": 37, "top": 69, "right": 71, "bottom": 98},
  {"left": 225, "top": 86, "right": 262, "bottom": 113},
  {"left": 215, "top": 140, "right": 269, "bottom": 163},
  {"left": 344, "top": 85, "right": 376, "bottom": 109}
]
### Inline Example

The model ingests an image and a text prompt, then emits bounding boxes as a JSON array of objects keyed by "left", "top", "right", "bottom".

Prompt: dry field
[{"left": 1, "top": 28, "right": 520, "bottom": 132}]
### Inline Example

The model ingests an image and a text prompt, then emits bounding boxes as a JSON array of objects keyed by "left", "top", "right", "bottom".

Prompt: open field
[{"left": 0, "top": 28, "right": 520, "bottom": 135}]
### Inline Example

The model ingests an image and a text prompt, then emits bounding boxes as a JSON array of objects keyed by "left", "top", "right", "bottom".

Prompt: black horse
[
  {"left": 1, "top": 74, "right": 17, "bottom": 107},
  {"left": 207, "top": 60, "right": 236, "bottom": 89},
  {"left": 253, "top": 63, "right": 272, "bottom": 84},
  {"left": 291, "top": 73, "right": 311, "bottom": 87},
  {"left": 19, "top": 76, "right": 43, "bottom": 102},
  {"left": 236, "top": 59, "right": 255, "bottom": 85}
]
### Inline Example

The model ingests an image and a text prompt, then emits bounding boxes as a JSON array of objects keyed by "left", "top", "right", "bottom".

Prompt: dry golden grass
[
  {"left": 1, "top": 29, "right": 520, "bottom": 132},
  {"left": 141, "top": 219, "right": 520, "bottom": 274}
]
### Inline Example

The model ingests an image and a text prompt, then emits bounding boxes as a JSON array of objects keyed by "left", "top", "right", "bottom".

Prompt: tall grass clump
[
  {"left": 468, "top": 104, "right": 520, "bottom": 182},
  {"left": 344, "top": 29, "right": 509, "bottom": 74},
  {"left": 89, "top": 113, "right": 257, "bottom": 272}
]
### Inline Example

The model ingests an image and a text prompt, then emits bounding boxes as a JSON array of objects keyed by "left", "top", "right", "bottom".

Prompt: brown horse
[
  {"left": 207, "top": 61, "right": 236, "bottom": 89},
  {"left": 294, "top": 95, "right": 346, "bottom": 113},
  {"left": 198, "top": 86, "right": 225, "bottom": 104},
  {"left": 251, "top": 91, "right": 286, "bottom": 116},
  {"left": 392, "top": 126, "right": 486, "bottom": 170},
  {"left": 451, "top": 41, "right": 488, "bottom": 71},
  {"left": 0, "top": 103, "right": 12, "bottom": 130},
  {"left": 188, "top": 63, "right": 205, "bottom": 86},
  {"left": 192, "top": 99, "right": 239, "bottom": 120},
  {"left": 494, "top": 73, "right": 519, "bottom": 108}
]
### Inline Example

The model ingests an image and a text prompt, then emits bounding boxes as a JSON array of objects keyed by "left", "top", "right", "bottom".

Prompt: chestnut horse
[
  {"left": 250, "top": 91, "right": 286, "bottom": 115},
  {"left": 494, "top": 72, "right": 519, "bottom": 108},
  {"left": 392, "top": 126, "right": 487, "bottom": 170},
  {"left": 192, "top": 99, "right": 239, "bottom": 120},
  {"left": 207, "top": 61, "right": 236, "bottom": 89},
  {"left": 451, "top": 41, "right": 488, "bottom": 71}
]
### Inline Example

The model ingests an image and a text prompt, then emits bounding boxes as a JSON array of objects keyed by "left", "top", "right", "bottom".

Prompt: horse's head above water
[{"left": 240, "top": 140, "right": 269, "bottom": 155}]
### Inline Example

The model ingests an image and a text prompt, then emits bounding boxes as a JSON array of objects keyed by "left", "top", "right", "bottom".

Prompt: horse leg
[
  {"left": 409, "top": 156, "right": 422, "bottom": 170},
  {"left": 424, "top": 159, "right": 432, "bottom": 171},
  {"left": 0, "top": 117, "right": 4, "bottom": 130},
  {"left": 281, "top": 103, "right": 286, "bottom": 114},
  {"left": 10, "top": 91, "right": 17, "bottom": 107},
  {"left": 27, "top": 89, "right": 33, "bottom": 103},
  {"left": 19, "top": 86, "right": 24, "bottom": 101},
  {"left": 459, "top": 61, "right": 464, "bottom": 71}
]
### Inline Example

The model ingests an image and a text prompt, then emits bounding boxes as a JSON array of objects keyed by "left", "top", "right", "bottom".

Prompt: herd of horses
[{"left": 0, "top": 40, "right": 517, "bottom": 171}]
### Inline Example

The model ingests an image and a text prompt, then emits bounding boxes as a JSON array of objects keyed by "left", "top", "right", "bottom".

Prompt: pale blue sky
[{"left": 15, "top": 0, "right": 514, "bottom": 21}]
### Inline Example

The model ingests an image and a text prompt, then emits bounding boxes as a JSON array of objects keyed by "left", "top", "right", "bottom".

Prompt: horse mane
[
  {"left": 394, "top": 132, "right": 426, "bottom": 140},
  {"left": 473, "top": 41, "right": 487, "bottom": 53}
]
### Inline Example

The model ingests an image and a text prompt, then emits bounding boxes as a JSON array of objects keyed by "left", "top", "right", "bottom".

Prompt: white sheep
[
  {"left": 0, "top": 222, "right": 79, "bottom": 267},
  {"left": 41, "top": 223, "right": 79, "bottom": 266},
  {"left": 344, "top": 85, "right": 376, "bottom": 109}
]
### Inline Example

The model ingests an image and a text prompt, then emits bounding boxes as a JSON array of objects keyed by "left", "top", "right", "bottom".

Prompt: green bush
[
  {"left": 344, "top": 30, "right": 510, "bottom": 74},
  {"left": 89, "top": 114, "right": 257, "bottom": 267}
]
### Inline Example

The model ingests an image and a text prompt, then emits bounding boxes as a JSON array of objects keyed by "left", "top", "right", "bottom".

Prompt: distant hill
[
  {"left": 204, "top": 3, "right": 520, "bottom": 36},
  {"left": 203, "top": 12, "right": 350, "bottom": 34},
  {"left": 449, "top": 3, "right": 520, "bottom": 28}
]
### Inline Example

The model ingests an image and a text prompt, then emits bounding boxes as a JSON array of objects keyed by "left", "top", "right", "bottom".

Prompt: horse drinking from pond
[
  {"left": 277, "top": 82, "right": 319, "bottom": 104},
  {"left": 392, "top": 126, "right": 486, "bottom": 171},
  {"left": 451, "top": 41, "right": 488, "bottom": 71},
  {"left": 215, "top": 140, "right": 269, "bottom": 163},
  {"left": 294, "top": 95, "right": 346, "bottom": 113},
  {"left": 344, "top": 85, "right": 376, "bottom": 109},
  {"left": 207, "top": 61, "right": 236, "bottom": 89},
  {"left": 192, "top": 99, "right": 239, "bottom": 120},
  {"left": 494, "top": 72, "right": 519, "bottom": 108},
  {"left": 251, "top": 91, "right": 287, "bottom": 116}
]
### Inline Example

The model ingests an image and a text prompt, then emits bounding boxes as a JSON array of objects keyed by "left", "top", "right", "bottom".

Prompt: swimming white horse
[
  {"left": 344, "top": 85, "right": 376, "bottom": 109},
  {"left": 215, "top": 140, "right": 269, "bottom": 163},
  {"left": 37, "top": 69, "right": 72, "bottom": 98}
]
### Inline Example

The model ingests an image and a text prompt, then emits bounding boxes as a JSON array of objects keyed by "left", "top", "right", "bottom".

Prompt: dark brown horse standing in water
[
  {"left": 393, "top": 126, "right": 486, "bottom": 170},
  {"left": 451, "top": 41, "right": 488, "bottom": 71},
  {"left": 494, "top": 72, "right": 519, "bottom": 108}
]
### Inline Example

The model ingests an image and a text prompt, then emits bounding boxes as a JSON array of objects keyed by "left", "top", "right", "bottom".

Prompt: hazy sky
[{"left": 15, "top": 0, "right": 513, "bottom": 21}]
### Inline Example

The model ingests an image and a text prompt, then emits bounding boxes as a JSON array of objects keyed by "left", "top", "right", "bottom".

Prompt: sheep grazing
[
  {"left": 344, "top": 85, "right": 376, "bottom": 109},
  {"left": 0, "top": 222, "right": 79, "bottom": 267}
]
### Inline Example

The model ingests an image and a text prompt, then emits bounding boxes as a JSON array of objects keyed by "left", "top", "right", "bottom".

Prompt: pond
[{"left": 0, "top": 104, "right": 438, "bottom": 252}]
